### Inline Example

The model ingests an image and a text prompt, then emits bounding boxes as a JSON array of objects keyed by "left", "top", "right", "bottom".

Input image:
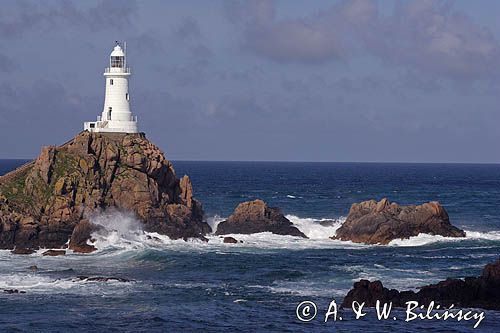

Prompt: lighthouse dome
[{"left": 110, "top": 45, "right": 125, "bottom": 57}]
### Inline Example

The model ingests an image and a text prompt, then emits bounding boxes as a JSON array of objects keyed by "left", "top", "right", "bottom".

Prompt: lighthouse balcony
[{"left": 104, "top": 67, "right": 131, "bottom": 74}]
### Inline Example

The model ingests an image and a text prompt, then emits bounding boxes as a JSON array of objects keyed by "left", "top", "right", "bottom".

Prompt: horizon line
[{"left": 1, "top": 158, "right": 499, "bottom": 166}]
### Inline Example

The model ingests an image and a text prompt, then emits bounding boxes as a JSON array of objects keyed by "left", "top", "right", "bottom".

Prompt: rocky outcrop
[
  {"left": 215, "top": 200, "right": 306, "bottom": 238},
  {"left": 223, "top": 236, "right": 238, "bottom": 244},
  {"left": 68, "top": 219, "right": 100, "bottom": 253},
  {"left": 76, "top": 276, "right": 131, "bottom": 283},
  {"left": 4, "top": 289, "right": 26, "bottom": 294},
  {"left": 11, "top": 248, "right": 35, "bottom": 255},
  {"left": 333, "top": 198, "right": 465, "bottom": 244},
  {"left": 42, "top": 249, "right": 66, "bottom": 256},
  {"left": 342, "top": 258, "right": 500, "bottom": 310},
  {"left": 0, "top": 131, "right": 211, "bottom": 253}
]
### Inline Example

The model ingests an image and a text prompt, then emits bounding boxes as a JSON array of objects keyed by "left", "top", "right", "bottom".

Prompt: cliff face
[{"left": 0, "top": 131, "right": 210, "bottom": 252}]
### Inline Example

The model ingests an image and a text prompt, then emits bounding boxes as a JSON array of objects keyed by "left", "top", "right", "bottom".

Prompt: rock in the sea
[
  {"left": 0, "top": 132, "right": 211, "bottom": 253},
  {"left": 68, "top": 219, "right": 99, "bottom": 253},
  {"left": 4, "top": 289, "right": 26, "bottom": 294},
  {"left": 333, "top": 198, "right": 465, "bottom": 244},
  {"left": 42, "top": 249, "right": 66, "bottom": 256},
  {"left": 76, "top": 276, "right": 131, "bottom": 283},
  {"left": 215, "top": 200, "right": 306, "bottom": 238},
  {"left": 223, "top": 236, "right": 238, "bottom": 244},
  {"left": 11, "top": 248, "right": 35, "bottom": 255},
  {"left": 343, "top": 257, "right": 500, "bottom": 310}
]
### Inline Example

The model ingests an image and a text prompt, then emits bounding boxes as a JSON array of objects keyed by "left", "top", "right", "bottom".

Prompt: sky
[{"left": 0, "top": 0, "right": 500, "bottom": 163}]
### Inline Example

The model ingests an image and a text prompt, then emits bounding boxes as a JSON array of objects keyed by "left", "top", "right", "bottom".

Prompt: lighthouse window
[
  {"left": 126, "top": 93, "right": 129, "bottom": 101},
  {"left": 111, "top": 56, "right": 124, "bottom": 68},
  {"left": 108, "top": 107, "right": 112, "bottom": 120},
  {"left": 110, "top": 79, "right": 113, "bottom": 85}
]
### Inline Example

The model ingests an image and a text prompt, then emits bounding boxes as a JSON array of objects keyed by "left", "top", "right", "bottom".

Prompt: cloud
[
  {"left": 227, "top": 0, "right": 376, "bottom": 64},
  {"left": 174, "top": 17, "right": 202, "bottom": 40},
  {"left": 228, "top": 0, "right": 500, "bottom": 81},
  {"left": 0, "top": 53, "right": 16, "bottom": 72},
  {"left": 0, "top": 78, "right": 94, "bottom": 157},
  {"left": 372, "top": 0, "right": 500, "bottom": 81},
  {"left": 0, "top": 0, "right": 138, "bottom": 38}
]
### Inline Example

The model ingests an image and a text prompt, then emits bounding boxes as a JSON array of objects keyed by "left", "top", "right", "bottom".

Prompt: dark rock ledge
[{"left": 343, "top": 257, "right": 500, "bottom": 311}]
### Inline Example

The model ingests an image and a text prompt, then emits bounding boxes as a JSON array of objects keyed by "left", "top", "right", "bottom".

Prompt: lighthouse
[{"left": 84, "top": 42, "right": 138, "bottom": 133}]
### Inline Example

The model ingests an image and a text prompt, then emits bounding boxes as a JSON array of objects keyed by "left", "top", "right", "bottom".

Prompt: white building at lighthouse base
[{"left": 84, "top": 116, "right": 138, "bottom": 133}]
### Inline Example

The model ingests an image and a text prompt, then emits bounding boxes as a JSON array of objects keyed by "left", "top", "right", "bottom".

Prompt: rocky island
[
  {"left": 215, "top": 199, "right": 306, "bottom": 238},
  {"left": 0, "top": 131, "right": 211, "bottom": 253},
  {"left": 333, "top": 198, "right": 466, "bottom": 244}
]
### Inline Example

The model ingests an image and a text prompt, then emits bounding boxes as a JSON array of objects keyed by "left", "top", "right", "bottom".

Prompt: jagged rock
[
  {"left": 42, "top": 249, "right": 66, "bottom": 256},
  {"left": 29, "top": 265, "right": 38, "bottom": 271},
  {"left": 343, "top": 258, "right": 500, "bottom": 310},
  {"left": 215, "top": 200, "right": 306, "bottom": 238},
  {"left": 333, "top": 198, "right": 465, "bottom": 244},
  {"left": 223, "top": 236, "right": 238, "bottom": 244},
  {"left": 0, "top": 131, "right": 211, "bottom": 252},
  {"left": 68, "top": 220, "right": 99, "bottom": 253},
  {"left": 178, "top": 175, "right": 193, "bottom": 208}
]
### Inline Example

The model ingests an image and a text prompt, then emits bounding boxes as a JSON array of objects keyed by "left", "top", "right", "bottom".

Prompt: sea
[{"left": 1, "top": 160, "right": 500, "bottom": 332}]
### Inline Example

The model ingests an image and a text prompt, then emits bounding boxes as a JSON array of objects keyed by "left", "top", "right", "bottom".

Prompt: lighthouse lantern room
[{"left": 84, "top": 42, "right": 138, "bottom": 133}]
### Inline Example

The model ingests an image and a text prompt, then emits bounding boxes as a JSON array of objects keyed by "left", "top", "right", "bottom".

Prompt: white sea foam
[
  {"left": 201, "top": 214, "right": 366, "bottom": 250},
  {"left": 76, "top": 210, "right": 500, "bottom": 252},
  {"left": 0, "top": 273, "right": 133, "bottom": 295},
  {"left": 286, "top": 215, "right": 344, "bottom": 240},
  {"left": 388, "top": 229, "right": 500, "bottom": 247}
]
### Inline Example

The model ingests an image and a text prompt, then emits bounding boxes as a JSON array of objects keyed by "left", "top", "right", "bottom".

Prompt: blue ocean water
[{"left": 1, "top": 160, "right": 500, "bottom": 332}]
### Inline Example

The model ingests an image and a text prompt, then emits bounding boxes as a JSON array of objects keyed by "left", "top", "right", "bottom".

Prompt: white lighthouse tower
[{"left": 84, "top": 42, "right": 138, "bottom": 133}]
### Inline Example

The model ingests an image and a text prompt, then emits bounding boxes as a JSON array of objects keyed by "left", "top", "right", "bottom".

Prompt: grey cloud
[
  {"left": 372, "top": 0, "right": 500, "bottom": 81},
  {"left": 0, "top": 54, "right": 16, "bottom": 72},
  {"left": 0, "top": 79, "right": 94, "bottom": 157},
  {"left": 172, "top": 17, "right": 213, "bottom": 61},
  {"left": 174, "top": 17, "right": 201, "bottom": 40},
  {"left": 229, "top": 0, "right": 376, "bottom": 64},
  {"left": 128, "top": 32, "right": 165, "bottom": 54},
  {"left": 166, "top": 61, "right": 209, "bottom": 86},
  {"left": 230, "top": 0, "right": 500, "bottom": 81},
  {"left": 189, "top": 44, "right": 213, "bottom": 59},
  {"left": 0, "top": 0, "right": 138, "bottom": 38}
]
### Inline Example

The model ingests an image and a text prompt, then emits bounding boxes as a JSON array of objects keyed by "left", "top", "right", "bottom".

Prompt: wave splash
[
  {"left": 88, "top": 210, "right": 148, "bottom": 251},
  {"left": 286, "top": 215, "right": 343, "bottom": 240}
]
